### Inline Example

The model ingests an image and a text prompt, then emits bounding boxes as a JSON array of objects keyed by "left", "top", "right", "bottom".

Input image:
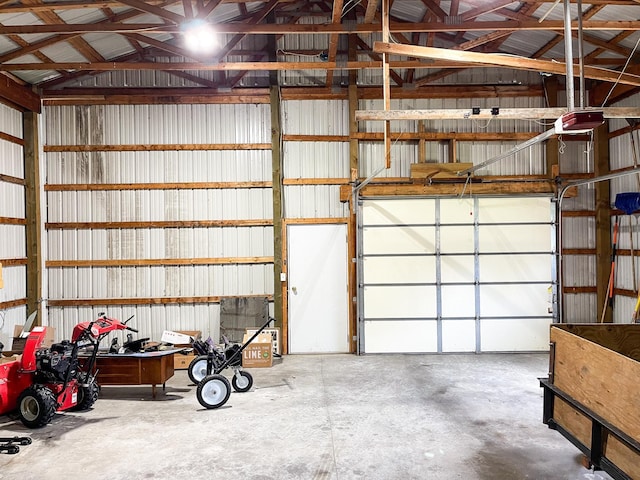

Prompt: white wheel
[
  {"left": 231, "top": 370, "right": 253, "bottom": 393},
  {"left": 188, "top": 356, "right": 208, "bottom": 384},
  {"left": 196, "top": 374, "right": 231, "bottom": 409}
]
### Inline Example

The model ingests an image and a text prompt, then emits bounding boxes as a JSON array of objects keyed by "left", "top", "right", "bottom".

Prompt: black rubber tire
[
  {"left": 231, "top": 370, "right": 253, "bottom": 393},
  {"left": 17, "top": 385, "right": 57, "bottom": 428},
  {"left": 73, "top": 375, "right": 99, "bottom": 411},
  {"left": 188, "top": 355, "right": 209, "bottom": 384},
  {"left": 196, "top": 374, "right": 231, "bottom": 409}
]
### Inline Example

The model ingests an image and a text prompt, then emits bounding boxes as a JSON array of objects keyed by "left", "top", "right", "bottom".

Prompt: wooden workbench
[{"left": 84, "top": 350, "right": 179, "bottom": 398}]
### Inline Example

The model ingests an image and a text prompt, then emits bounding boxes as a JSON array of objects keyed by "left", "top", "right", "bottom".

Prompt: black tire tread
[
  {"left": 18, "top": 385, "right": 57, "bottom": 428},
  {"left": 196, "top": 374, "right": 231, "bottom": 409},
  {"left": 231, "top": 371, "right": 253, "bottom": 393},
  {"left": 73, "top": 377, "right": 99, "bottom": 411}
]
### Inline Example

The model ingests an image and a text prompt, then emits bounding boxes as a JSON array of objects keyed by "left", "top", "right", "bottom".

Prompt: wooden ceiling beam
[
  {"left": 355, "top": 107, "right": 640, "bottom": 121},
  {"left": 0, "top": 73, "right": 41, "bottom": 112},
  {"left": 419, "top": 0, "right": 448, "bottom": 21},
  {"left": 374, "top": 42, "right": 640, "bottom": 87},
  {"left": 1, "top": 19, "right": 640, "bottom": 35},
  {"left": 117, "top": 0, "right": 186, "bottom": 23},
  {"left": 363, "top": 0, "right": 377, "bottom": 23}
]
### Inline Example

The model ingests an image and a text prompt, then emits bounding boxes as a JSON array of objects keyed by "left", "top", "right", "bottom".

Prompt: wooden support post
[
  {"left": 418, "top": 120, "right": 426, "bottom": 163},
  {"left": 268, "top": 20, "right": 285, "bottom": 349},
  {"left": 594, "top": 122, "right": 612, "bottom": 323},
  {"left": 24, "top": 111, "right": 42, "bottom": 325},
  {"left": 382, "top": 0, "right": 391, "bottom": 169},
  {"left": 348, "top": 33, "right": 358, "bottom": 353},
  {"left": 449, "top": 139, "right": 457, "bottom": 163},
  {"left": 545, "top": 77, "right": 560, "bottom": 178}
]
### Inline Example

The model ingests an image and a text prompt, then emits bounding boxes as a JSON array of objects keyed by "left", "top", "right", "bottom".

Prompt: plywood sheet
[
  {"left": 551, "top": 326, "right": 640, "bottom": 442},
  {"left": 553, "top": 324, "right": 640, "bottom": 362}
]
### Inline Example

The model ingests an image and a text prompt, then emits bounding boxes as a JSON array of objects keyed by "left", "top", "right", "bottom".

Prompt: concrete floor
[{"left": 0, "top": 353, "right": 612, "bottom": 480}]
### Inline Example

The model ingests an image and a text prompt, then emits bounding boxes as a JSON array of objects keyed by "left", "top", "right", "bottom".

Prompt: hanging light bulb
[{"left": 182, "top": 19, "right": 217, "bottom": 53}]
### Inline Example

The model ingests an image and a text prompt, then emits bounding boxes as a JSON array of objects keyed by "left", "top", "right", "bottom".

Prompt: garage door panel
[
  {"left": 480, "top": 318, "right": 552, "bottom": 351},
  {"left": 441, "top": 285, "right": 475, "bottom": 317},
  {"left": 479, "top": 197, "right": 550, "bottom": 223},
  {"left": 441, "top": 255, "right": 474, "bottom": 283},
  {"left": 440, "top": 225, "right": 474, "bottom": 253},
  {"left": 360, "top": 197, "right": 553, "bottom": 354},
  {"left": 479, "top": 225, "right": 551, "bottom": 252},
  {"left": 364, "top": 285, "right": 437, "bottom": 318},
  {"left": 363, "top": 199, "right": 436, "bottom": 224},
  {"left": 363, "top": 226, "right": 435, "bottom": 254},
  {"left": 440, "top": 198, "right": 475, "bottom": 224},
  {"left": 480, "top": 254, "right": 552, "bottom": 282},
  {"left": 442, "top": 320, "right": 476, "bottom": 352},
  {"left": 480, "top": 284, "right": 550, "bottom": 317},
  {"left": 364, "top": 256, "right": 436, "bottom": 283},
  {"left": 364, "top": 320, "right": 438, "bottom": 353}
]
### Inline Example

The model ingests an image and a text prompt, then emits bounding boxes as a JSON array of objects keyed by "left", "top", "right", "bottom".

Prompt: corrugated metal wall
[
  {"left": 44, "top": 104, "right": 273, "bottom": 343},
  {"left": 0, "top": 103, "right": 26, "bottom": 349},
  {"left": 607, "top": 96, "right": 640, "bottom": 324}
]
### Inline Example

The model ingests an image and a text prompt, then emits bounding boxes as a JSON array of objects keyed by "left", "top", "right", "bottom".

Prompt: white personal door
[{"left": 288, "top": 224, "right": 349, "bottom": 353}]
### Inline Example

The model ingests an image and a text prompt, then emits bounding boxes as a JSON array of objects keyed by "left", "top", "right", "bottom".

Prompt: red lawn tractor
[{"left": 0, "top": 313, "right": 136, "bottom": 428}]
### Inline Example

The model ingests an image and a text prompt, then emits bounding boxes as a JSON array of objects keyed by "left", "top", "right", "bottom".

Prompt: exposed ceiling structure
[{"left": 0, "top": 0, "right": 638, "bottom": 105}]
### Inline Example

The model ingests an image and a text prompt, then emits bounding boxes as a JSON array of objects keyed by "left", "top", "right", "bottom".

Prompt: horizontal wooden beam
[
  {"left": 373, "top": 42, "right": 640, "bottom": 87},
  {"left": 342, "top": 180, "right": 562, "bottom": 197},
  {"left": 47, "top": 293, "right": 275, "bottom": 307},
  {"left": 44, "top": 143, "right": 271, "bottom": 152},
  {"left": 283, "top": 178, "right": 349, "bottom": 185},
  {"left": 45, "top": 182, "right": 271, "bottom": 191},
  {"left": 43, "top": 85, "right": 544, "bottom": 105},
  {"left": 0, "top": 20, "right": 638, "bottom": 35},
  {"left": 284, "top": 132, "right": 541, "bottom": 142},
  {"left": 0, "top": 299, "right": 27, "bottom": 310},
  {"left": 356, "top": 107, "right": 640, "bottom": 121},
  {"left": 0, "top": 216, "right": 26, "bottom": 225},
  {"left": 0, "top": 74, "right": 40, "bottom": 113},
  {"left": 0, "top": 258, "right": 27, "bottom": 266},
  {"left": 46, "top": 220, "right": 273, "bottom": 230},
  {"left": 46, "top": 257, "right": 274, "bottom": 267}
]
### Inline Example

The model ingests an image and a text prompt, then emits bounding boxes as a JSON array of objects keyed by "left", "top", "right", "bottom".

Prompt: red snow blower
[{"left": 0, "top": 313, "right": 137, "bottom": 428}]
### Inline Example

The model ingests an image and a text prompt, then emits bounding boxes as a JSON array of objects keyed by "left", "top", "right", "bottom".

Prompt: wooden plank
[
  {"left": 0, "top": 299, "right": 27, "bottom": 310},
  {"left": 410, "top": 162, "right": 474, "bottom": 179},
  {"left": 45, "top": 219, "right": 273, "bottom": 229},
  {"left": 551, "top": 326, "right": 640, "bottom": 442},
  {"left": 353, "top": 181, "right": 560, "bottom": 196},
  {"left": 356, "top": 107, "right": 640, "bottom": 121},
  {"left": 373, "top": 41, "right": 640, "bottom": 86},
  {"left": 45, "top": 181, "right": 271, "bottom": 191},
  {"left": 553, "top": 324, "right": 640, "bottom": 361},
  {"left": 0, "top": 258, "right": 27, "bottom": 266},
  {"left": 45, "top": 257, "right": 274, "bottom": 267},
  {"left": 44, "top": 143, "right": 271, "bottom": 152},
  {"left": 284, "top": 217, "right": 348, "bottom": 225},
  {"left": 0, "top": 173, "right": 25, "bottom": 185},
  {"left": 0, "top": 73, "right": 40, "bottom": 113},
  {"left": 353, "top": 131, "right": 539, "bottom": 141},
  {"left": 594, "top": 123, "right": 612, "bottom": 323},
  {"left": 47, "top": 294, "right": 274, "bottom": 307},
  {"left": 283, "top": 178, "right": 349, "bottom": 185},
  {"left": 270, "top": 84, "right": 284, "bottom": 341},
  {"left": 24, "top": 111, "right": 42, "bottom": 324},
  {"left": 0, "top": 216, "right": 26, "bottom": 225}
]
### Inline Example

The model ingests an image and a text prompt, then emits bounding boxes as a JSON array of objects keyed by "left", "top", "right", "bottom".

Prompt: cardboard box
[
  {"left": 241, "top": 332, "right": 272, "bottom": 368},
  {"left": 161, "top": 330, "right": 202, "bottom": 347},
  {"left": 0, "top": 353, "right": 19, "bottom": 365},
  {"left": 174, "top": 352, "right": 196, "bottom": 370},
  {"left": 245, "top": 327, "right": 280, "bottom": 355},
  {"left": 12, "top": 326, "right": 55, "bottom": 352}
]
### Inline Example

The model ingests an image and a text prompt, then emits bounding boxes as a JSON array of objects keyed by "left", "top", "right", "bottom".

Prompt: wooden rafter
[{"left": 374, "top": 42, "right": 640, "bottom": 87}]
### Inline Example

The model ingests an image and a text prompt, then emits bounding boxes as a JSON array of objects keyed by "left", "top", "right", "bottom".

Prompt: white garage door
[{"left": 359, "top": 196, "right": 554, "bottom": 353}]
